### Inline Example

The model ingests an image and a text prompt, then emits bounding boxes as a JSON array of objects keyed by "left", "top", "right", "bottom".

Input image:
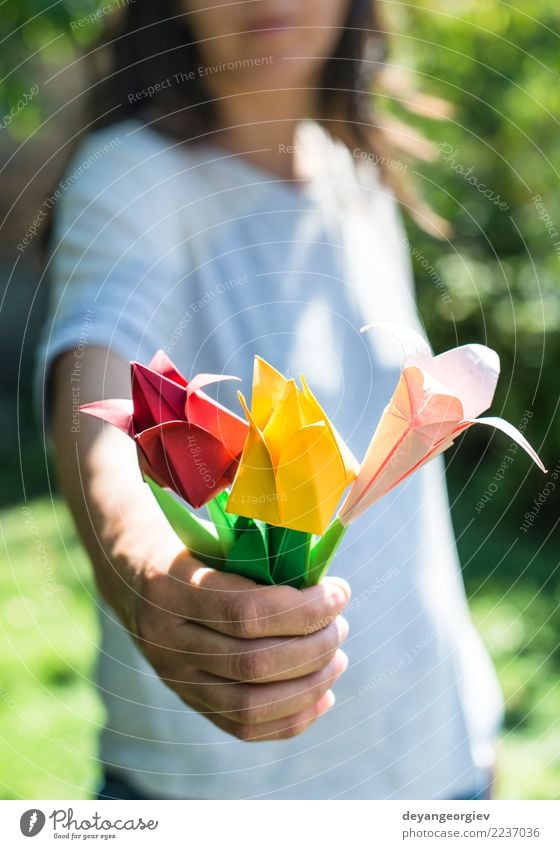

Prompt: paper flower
[
  {"left": 80, "top": 350, "right": 248, "bottom": 508},
  {"left": 227, "top": 357, "right": 359, "bottom": 535},
  {"left": 338, "top": 323, "right": 546, "bottom": 525}
]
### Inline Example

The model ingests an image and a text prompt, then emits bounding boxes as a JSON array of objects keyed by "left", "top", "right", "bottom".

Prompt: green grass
[
  {"left": 1, "top": 493, "right": 559, "bottom": 799},
  {"left": 0, "top": 497, "right": 102, "bottom": 799},
  {"left": 471, "top": 591, "right": 560, "bottom": 799}
]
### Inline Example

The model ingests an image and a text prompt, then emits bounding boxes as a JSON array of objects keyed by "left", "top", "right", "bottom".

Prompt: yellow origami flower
[{"left": 226, "top": 357, "right": 359, "bottom": 535}]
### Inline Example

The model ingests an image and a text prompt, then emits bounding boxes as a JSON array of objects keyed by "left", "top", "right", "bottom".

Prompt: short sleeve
[{"left": 34, "top": 121, "right": 186, "bottom": 426}]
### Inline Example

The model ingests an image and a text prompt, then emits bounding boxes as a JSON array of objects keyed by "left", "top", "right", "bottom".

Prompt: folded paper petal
[
  {"left": 148, "top": 349, "right": 188, "bottom": 386},
  {"left": 262, "top": 379, "right": 306, "bottom": 466},
  {"left": 452, "top": 416, "right": 546, "bottom": 472},
  {"left": 251, "top": 356, "right": 290, "bottom": 431},
  {"left": 361, "top": 322, "right": 500, "bottom": 418},
  {"left": 339, "top": 367, "right": 463, "bottom": 524},
  {"left": 186, "top": 391, "right": 248, "bottom": 459},
  {"left": 136, "top": 421, "right": 236, "bottom": 508},
  {"left": 131, "top": 360, "right": 186, "bottom": 430},
  {"left": 276, "top": 422, "right": 350, "bottom": 534},
  {"left": 299, "top": 375, "right": 359, "bottom": 484},
  {"left": 226, "top": 393, "right": 281, "bottom": 525},
  {"left": 428, "top": 345, "right": 499, "bottom": 420},
  {"left": 79, "top": 398, "right": 134, "bottom": 436}
]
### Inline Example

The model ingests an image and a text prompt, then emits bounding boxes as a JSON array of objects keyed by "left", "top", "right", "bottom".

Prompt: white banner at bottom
[{"left": 1, "top": 800, "right": 558, "bottom": 849}]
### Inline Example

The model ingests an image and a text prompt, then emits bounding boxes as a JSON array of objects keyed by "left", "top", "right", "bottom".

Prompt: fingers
[
  {"left": 202, "top": 690, "right": 335, "bottom": 743},
  {"left": 206, "top": 690, "right": 336, "bottom": 742},
  {"left": 193, "top": 650, "right": 348, "bottom": 723},
  {"left": 174, "top": 559, "right": 351, "bottom": 638},
  {"left": 172, "top": 615, "right": 349, "bottom": 682},
  {"left": 178, "top": 651, "right": 347, "bottom": 737}
]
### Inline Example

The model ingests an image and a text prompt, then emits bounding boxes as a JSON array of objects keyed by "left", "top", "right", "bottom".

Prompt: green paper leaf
[
  {"left": 206, "top": 491, "right": 236, "bottom": 555},
  {"left": 304, "top": 518, "right": 347, "bottom": 587},
  {"left": 144, "top": 477, "right": 223, "bottom": 565},
  {"left": 267, "top": 525, "right": 311, "bottom": 589},
  {"left": 224, "top": 516, "right": 274, "bottom": 584},
  {"left": 216, "top": 490, "right": 236, "bottom": 525}
]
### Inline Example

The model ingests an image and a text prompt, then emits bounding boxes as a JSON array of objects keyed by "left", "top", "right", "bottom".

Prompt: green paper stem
[
  {"left": 267, "top": 525, "right": 311, "bottom": 588},
  {"left": 144, "top": 477, "right": 223, "bottom": 565},
  {"left": 304, "top": 518, "right": 347, "bottom": 587},
  {"left": 224, "top": 516, "right": 274, "bottom": 584},
  {"left": 145, "top": 478, "right": 346, "bottom": 589},
  {"left": 206, "top": 492, "right": 236, "bottom": 555}
]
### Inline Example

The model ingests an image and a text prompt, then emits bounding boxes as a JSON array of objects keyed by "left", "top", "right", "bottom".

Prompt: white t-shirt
[{"left": 36, "top": 118, "right": 503, "bottom": 800}]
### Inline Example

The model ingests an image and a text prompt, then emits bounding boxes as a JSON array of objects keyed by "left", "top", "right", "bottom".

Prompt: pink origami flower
[
  {"left": 80, "top": 350, "right": 248, "bottom": 508},
  {"left": 338, "top": 323, "right": 546, "bottom": 525}
]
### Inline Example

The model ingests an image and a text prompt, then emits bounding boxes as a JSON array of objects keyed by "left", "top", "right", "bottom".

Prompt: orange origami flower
[{"left": 339, "top": 323, "right": 546, "bottom": 525}]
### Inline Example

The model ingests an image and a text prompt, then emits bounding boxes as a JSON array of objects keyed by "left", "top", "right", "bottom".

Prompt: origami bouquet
[{"left": 81, "top": 323, "right": 545, "bottom": 588}]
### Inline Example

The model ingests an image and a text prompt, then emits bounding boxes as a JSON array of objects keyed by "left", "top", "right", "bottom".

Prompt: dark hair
[{"left": 74, "top": 1, "right": 447, "bottom": 236}]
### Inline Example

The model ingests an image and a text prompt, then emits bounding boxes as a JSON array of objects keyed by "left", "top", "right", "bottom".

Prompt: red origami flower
[{"left": 80, "top": 350, "right": 248, "bottom": 508}]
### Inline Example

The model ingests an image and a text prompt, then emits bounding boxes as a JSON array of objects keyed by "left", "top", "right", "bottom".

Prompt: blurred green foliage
[
  {"left": 0, "top": 2, "right": 74, "bottom": 138},
  {"left": 393, "top": 1, "right": 559, "bottom": 460},
  {"left": 394, "top": 4, "right": 560, "bottom": 800},
  {"left": 0, "top": 0, "right": 558, "bottom": 799}
]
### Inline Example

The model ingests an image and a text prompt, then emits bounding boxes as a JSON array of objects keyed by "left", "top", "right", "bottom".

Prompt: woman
[{"left": 37, "top": 0, "right": 502, "bottom": 799}]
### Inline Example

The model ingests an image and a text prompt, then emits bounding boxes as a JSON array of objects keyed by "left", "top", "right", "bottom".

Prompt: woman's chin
[{"left": 239, "top": 27, "right": 311, "bottom": 56}]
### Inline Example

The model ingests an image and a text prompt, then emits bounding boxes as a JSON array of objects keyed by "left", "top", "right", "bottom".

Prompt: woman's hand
[{"left": 134, "top": 552, "right": 350, "bottom": 741}]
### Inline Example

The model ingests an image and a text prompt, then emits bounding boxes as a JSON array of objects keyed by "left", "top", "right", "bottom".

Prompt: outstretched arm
[{"left": 50, "top": 345, "right": 350, "bottom": 740}]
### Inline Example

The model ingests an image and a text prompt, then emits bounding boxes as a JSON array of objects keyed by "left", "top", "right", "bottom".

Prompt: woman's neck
[{"left": 209, "top": 88, "right": 317, "bottom": 181}]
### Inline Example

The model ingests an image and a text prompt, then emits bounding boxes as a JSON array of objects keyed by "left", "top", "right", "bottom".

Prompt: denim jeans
[
  {"left": 96, "top": 771, "right": 493, "bottom": 801},
  {"left": 97, "top": 772, "right": 149, "bottom": 800}
]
